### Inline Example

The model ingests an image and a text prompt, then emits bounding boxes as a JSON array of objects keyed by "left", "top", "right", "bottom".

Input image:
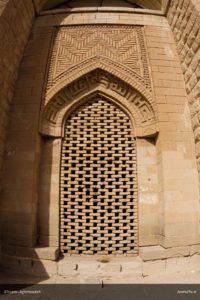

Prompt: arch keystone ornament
[{"left": 40, "top": 69, "right": 158, "bottom": 138}]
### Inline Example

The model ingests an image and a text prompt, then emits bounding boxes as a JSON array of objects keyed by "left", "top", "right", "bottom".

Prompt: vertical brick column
[
  {"left": 0, "top": 0, "right": 35, "bottom": 189},
  {"left": 38, "top": 137, "right": 61, "bottom": 248},
  {"left": 137, "top": 138, "right": 160, "bottom": 246},
  {"left": 0, "top": 0, "right": 35, "bottom": 258},
  {"left": 145, "top": 23, "right": 200, "bottom": 247},
  {"left": 1, "top": 20, "right": 53, "bottom": 248}
]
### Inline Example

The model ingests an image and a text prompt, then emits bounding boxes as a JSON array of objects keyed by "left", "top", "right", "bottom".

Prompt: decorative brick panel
[
  {"left": 46, "top": 25, "right": 152, "bottom": 98},
  {"left": 42, "top": 69, "right": 156, "bottom": 132}
]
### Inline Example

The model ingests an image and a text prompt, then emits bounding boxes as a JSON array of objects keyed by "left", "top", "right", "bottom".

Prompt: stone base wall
[
  {"left": 167, "top": 0, "right": 200, "bottom": 175},
  {"left": 1, "top": 250, "right": 200, "bottom": 281}
]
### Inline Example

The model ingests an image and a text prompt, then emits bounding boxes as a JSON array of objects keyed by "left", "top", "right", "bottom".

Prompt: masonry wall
[
  {"left": 0, "top": 0, "right": 35, "bottom": 259},
  {"left": 0, "top": 0, "right": 35, "bottom": 188},
  {"left": 144, "top": 23, "right": 200, "bottom": 247},
  {"left": 0, "top": 20, "right": 53, "bottom": 249},
  {"left": 167, "top": 0, "right": 200, "bottom": 176},
  {"left": 1, "top": 9, "right": 199, "bottom": 258}
]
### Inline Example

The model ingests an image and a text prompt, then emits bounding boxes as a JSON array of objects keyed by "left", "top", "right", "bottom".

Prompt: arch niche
[{"left": 38, "top": 69, "right": 158, "bottom": 254}]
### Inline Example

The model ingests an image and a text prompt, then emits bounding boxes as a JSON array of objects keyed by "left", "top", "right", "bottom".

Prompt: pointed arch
[
  {"left": 45, "top": 58, "right": 153, "bottom": 106},
  {"left": 40, "top": 69, "right": 158, "bottom": 137}
]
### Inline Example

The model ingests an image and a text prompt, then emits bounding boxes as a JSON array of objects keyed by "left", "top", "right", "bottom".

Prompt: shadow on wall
[
  {"left": 41, "top": 0, "right": 161, "bottom": 11},
  {"left": 0, "top": 0, "right": 59, "bottom": 282},
  {"left": 0, "top": 11, "right": 82, "bottom": 281},
  {"left": 0, "top": 134, "right": 54, "bottom": 282}
]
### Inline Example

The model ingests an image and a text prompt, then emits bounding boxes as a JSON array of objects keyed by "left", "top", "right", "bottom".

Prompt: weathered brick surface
[
  {"left": 144, "top": 23, "right": 200, "bottom": 248},
  {"left": 1, "top": 21, "right": 54, "bottom": 247},
  {"left": 167, "top": 0, "right": 200, "bottom": 176},
  {"left": 0, "top": 0, "right": 34, "bottom": 189},
  {"left": 0, "top": 0, "right": 35, "bottom": 259}
]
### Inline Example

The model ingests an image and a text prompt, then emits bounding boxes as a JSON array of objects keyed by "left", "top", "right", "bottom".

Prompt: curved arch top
[{"left": 40, "top": 69, "right": 158, "bottom": 138}]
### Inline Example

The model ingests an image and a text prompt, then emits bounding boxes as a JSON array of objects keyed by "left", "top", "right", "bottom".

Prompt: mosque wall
[
  {"left": 0, "top": 9, "right": 199, "bottom": 260},
  {"left": 0, "top": 0, "right": 200, "bottom": 266}
]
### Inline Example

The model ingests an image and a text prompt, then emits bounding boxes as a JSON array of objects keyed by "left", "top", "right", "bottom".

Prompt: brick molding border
[{"left": 40, "top": 69, "right": 158, "bottom": 138}]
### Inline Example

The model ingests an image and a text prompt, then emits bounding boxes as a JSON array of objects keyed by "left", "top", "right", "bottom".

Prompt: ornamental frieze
[{"left": 41, "top": 69, "right": 157, "bottom": 138}]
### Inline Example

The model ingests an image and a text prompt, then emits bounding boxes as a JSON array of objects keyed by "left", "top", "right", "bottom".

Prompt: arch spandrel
[
  {"left": 39, "top": 69, "right": 158, "bottom": 138},
  {"left": 45, "top": 57, "right": 153, "bottom": 106},
  {"left": 44, "top": 25, "right": 153, "bottom": 105}
]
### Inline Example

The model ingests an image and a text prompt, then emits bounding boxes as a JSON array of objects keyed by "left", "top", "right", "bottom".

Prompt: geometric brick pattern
[
  {"left": 167, "top": 0, "right": 200, "bottom": 176},
  {"left": 41, "top": 69, "right": 157, "bottom": 141},
  {"left": 54, "top": 26, "right": 140, "bottom": 75},
  {"left": 48, "top": 25, "right": 151, "bottom": 92},
  {"left": 60, "top": 98, "right": 138, "bottom": 255}
]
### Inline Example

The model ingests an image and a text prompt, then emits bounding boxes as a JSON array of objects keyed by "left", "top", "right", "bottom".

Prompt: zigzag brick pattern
[
  {"left": 60, "top": 98, "right": 138, "bottom": 255},
  {"left": 56, "top": 27, "right": 140, "bottom": 74},
  {"left": 48, "top": 25, "right": 151, "bottom": 92}
]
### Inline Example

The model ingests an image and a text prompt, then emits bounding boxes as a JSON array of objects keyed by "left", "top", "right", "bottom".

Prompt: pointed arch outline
[
  {"left": 40, "top": 68, "right": 158, "bottom": 138},
  {"left": 45, "top": 58, "right": 153, "bottom": 107}
]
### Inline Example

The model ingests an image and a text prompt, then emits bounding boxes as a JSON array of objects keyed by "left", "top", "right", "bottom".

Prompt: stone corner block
[
  {"left": 34, "top": 247, "right": 60, "bottom": 261},
  {"left": 99, "top": 262, "right": 121, "bottom": 273},
  {"left": 57, "top": 259, "right": 78, "bottom": 276},
  {"left": 78, "top": 261, "right": 100, "bottom": 273},
  {"left": 140, "top": 245, "right": 190, "bottom": 261},
  {"left": 142, "top": 259, "right": 165, "bottom": 277},
  {"left": 121, "top": 257, "right": 142, "bottom": 276}
]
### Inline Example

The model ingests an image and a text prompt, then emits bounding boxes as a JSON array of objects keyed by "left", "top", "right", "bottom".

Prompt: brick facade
[{"left": 0, "top": 0, "right": 200, "bottom": 274}]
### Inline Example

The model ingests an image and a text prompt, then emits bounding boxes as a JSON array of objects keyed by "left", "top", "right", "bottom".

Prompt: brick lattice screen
[{"left": 60, "top": 98, "right": 138, "bottom": 255}]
